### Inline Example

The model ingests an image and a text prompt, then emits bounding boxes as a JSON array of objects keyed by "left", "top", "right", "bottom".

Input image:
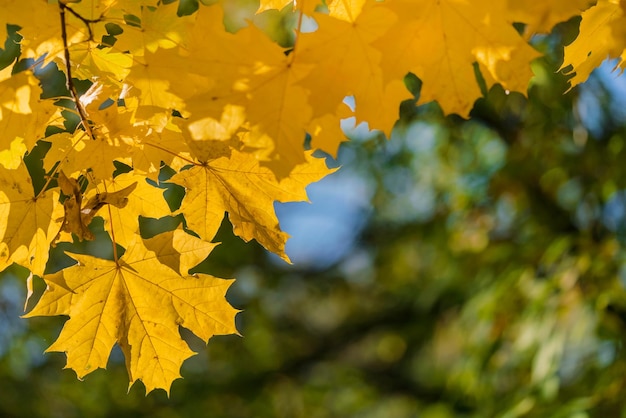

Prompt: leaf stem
[
  {"left": 143, "top": 141, "right": 197, "bottom": 166},
  {"left": 288, "top": 0, "right": 306, "bottom": 64},
  {"left": 103, "top": 182, "right": 120, "bottom": 264},
  {"left": 59, "top": 2, "right": 96, "bottom": 140}
]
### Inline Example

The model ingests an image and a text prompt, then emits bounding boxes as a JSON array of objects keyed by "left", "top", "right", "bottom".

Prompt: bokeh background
[{"left": 3, "top": 1, "right": 626, "bottom": 417}]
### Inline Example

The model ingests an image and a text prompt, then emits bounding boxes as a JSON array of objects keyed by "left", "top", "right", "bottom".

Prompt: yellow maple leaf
[
  {"left": 143, "top": 227, "right": 218, "bottom": 275},
  {"left": 130, "top": 120, "right": 195, "bottom": 179},
  {"left": 170, "top": 147, "right": 333, "bottom": 261},
  {"left": 125, "top": 49, "right": 188, "bottom": 112},
  {"left": 73, "top": 86, "right": 189, "bottom": 180},
  {"left": 307, "top": 103, "right": 351, "bottom": 157},
  {"left": 0, "top": 1, "right": 66, "bottom": 63},
  {"left": 45, "top": 82, "right": 144, "bottom": 180},
  {"left": 71, "top": 46, "right": 134, "bottom": 88},
  {"left": 0, "top": 71, "right": 60, "bottom": 152},
  {"left": 186, "top": 104, "right": 246, "bottom": 142},
  {"left": 297, "top": 1, "right": 409, "bottom": 133},
  {"left": 84, "top": 173, "right": 171, "bottom": 247},
  {"left": 184, "top": 5, "right": 314, "bottom": 174},
  {"left": 375, "top": 0, "right": 539, "bottom": 116},
  {"left": 25, "top": 238, "right": 239, "bottom": 394},
  {"left": 111, "top": 1, "right": 194, "bottom": 56},
  {"left": 0, "top": 162, "right": 63, "bottom": 275},
  {"left": 561, "top": 0, "right": 626, "bottom": 88},
  {"left": 0, "top": 138, "right": 27, "bottom": 170},
  {"left": 505, "top": 0, "right": 592, "bottom": 35},
  {"left": 45, "top": 131, "right": 130, "bottom": 181},
  {"left": 236, "top": 68, "right": 313, "bottom": 176}
]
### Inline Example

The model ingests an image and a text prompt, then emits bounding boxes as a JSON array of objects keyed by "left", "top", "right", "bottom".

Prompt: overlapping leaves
[
  {"left": 0, "top": 0, "right": 331, "bottom": 393},
  {"left": 0, "top": 0, "right": 619, "bottom": 395}
]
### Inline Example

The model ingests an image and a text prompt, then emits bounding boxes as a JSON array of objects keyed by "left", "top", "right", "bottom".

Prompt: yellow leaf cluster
[
  {"left": 0, "top": 0, "right": 614, "bottom": 395},
  {"left": 0, "top": 0, "right": 333, "bottom": 393}
]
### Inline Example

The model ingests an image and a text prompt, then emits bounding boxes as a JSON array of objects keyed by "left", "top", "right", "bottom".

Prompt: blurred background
[{"left": 3, "top": 1, "right": 626, "bottom": 417}]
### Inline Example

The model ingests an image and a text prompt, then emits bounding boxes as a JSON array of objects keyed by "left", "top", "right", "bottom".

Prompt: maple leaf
[
  {"left": 125, "top": 48, "right": 189, "bottom": 113},
  {"left": 170, "top": 147, "right": 333, "bottom": 261},
  {"left": 71, "top": 46, "right": 134, "bottom": 88},
  {"left": 44, "top": 82, "right": 145, "bottom": 181},
  {"left": 25, "top": 238, "right": 239, "bottom": 394},
  {"left": 375, "top": 0, "right": 539, "bottom": 116},
  {"left": 0, "top": 138, "right": 27, "bottom": 170},
  {"left": 110, "top": 1, "right": 194, "bottom": 56},
  {"left": 184, "top": 4, "right": 314, "bottom": 174},
  {"left": 561, "top": 0, "right": 626, "bottom": 88},
  {"left": 307, "top": 103, "right": 351, "bottom": 158},
  {"left": 143, "top": 227, "right": 218, "bottom": 275},
  {"left": 45, "top": 130, "right": 131, "bottom": 181},
  {"left": 504, "top": 0, "right": 591, "bottom": 35},
  {"left": 0, "top": 1, "right": 69, "bottom": 63},
  {"left": 129, "top": 119, "right": 195, "bottom": 179},
  {"left": 0, "top": 162, "right": 63, "bottom": 276},
  {"left": 84, "top": 172, "right": 170, "bottom": 247},
  {"left": 297, "top": 1, "right": 409, "bottom": 133},
  {"left": 0, "top": 70, "right": 60, "bottom": 153}
]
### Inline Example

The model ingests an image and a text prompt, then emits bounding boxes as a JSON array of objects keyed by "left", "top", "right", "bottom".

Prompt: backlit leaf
[
  {"left": 171, "top": 147, "right": 333, "bottom": 261},
  {"left": 26, "top": 239, "right": 238, "bottom": 394},
  {"left": 561, "top": 0, "right": 626, "bottom": 88},
  {"left": 0, "top": 163, "right": 63, "bottom": 275}
]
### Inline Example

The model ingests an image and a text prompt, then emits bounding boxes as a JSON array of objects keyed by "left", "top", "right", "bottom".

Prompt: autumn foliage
[{"left": 0, "top": 0, "right": 624, "bottom": 394}]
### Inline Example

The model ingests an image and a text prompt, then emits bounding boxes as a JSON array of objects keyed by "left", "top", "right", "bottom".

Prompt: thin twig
[
  {"left": 59, "top": 2, "right": 96, "bottom": 140},
  {"left": 64, "top": 5, "right": 102, "bottom": 41}
]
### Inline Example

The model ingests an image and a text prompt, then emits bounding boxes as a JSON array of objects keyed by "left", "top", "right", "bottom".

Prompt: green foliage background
[{"left": 2, "top": 3, "right": 626, "bottom": 417}]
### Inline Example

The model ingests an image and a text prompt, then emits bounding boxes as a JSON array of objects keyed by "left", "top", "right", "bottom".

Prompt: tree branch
[{"left": 59, "top": 2, "right": 95, "bottom": 140}]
